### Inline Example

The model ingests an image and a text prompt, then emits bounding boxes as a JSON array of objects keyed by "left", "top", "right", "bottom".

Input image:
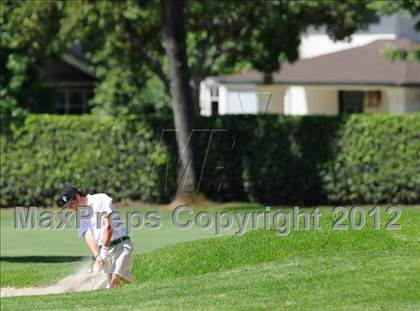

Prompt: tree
[
  {"left": 161, "top": 0, "right": 197, "bottom": 197},
  {"left": 382, "top": 46, "right": 420, "bottom": 63},
  {"left": 369, "top": 0, "right": 420, "bottom": 62},
  {"left": 0, "top": 0, "right": 62, "bottom": 132},
  {"left": 2, "top": 0, "right": 383, "bottom": 201},
  {"left": 34, "top": 1, "right": 379, "bottom": 110}
]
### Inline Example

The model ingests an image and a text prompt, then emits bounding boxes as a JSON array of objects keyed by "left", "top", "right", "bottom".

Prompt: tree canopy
[
  {"left": 1, "top": 0, "right": 386, "bottom": 118},
  {"left": 369, "top": 0, "right": 420, "bottom": 62}
]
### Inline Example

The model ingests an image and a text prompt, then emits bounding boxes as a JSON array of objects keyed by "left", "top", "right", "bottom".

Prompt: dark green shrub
[
  {"left": 196, "top": 113, "right": 419, "bottom": 205},
  {"left": 0, "top": 114, "right": 173, "bottom": 206},
  {"left": 321, "top": 114, "right": 420, "bottom": 204},
  {"left": 1, "top": 113, "right": 419, "bottom": 206}
]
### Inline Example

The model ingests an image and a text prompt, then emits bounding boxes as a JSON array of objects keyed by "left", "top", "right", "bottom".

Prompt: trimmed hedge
[
  {"left": 1, "top": 113, "right": 419, "bottom": 206},
  {"left": 196, "top": 114, "right": 420, "bottom": 204},
  {"left": 0, "top": 114, "right": 174, "bottom": 206}
]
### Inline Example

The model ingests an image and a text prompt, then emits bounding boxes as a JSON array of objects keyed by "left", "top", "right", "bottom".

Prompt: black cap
[{"left": 59, "top": 186, "right": 79, "bottom": 208}]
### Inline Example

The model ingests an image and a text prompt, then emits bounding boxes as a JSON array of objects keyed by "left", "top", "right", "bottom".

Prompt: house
[
  {"left": 200, "top": 14, "right": 420, "bottom": 116},
  {"left": 37, "top": 45, "right": 96, "bottom": 114}
]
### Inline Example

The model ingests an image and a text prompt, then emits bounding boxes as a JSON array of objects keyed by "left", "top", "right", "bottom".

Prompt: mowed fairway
[{"left": 1, "top": 205, "right": 419, "bottom": 310}]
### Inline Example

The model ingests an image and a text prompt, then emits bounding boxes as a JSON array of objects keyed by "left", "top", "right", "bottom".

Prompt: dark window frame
[{"left": 339, "top": 91, "right": 364, "bottom": 114}]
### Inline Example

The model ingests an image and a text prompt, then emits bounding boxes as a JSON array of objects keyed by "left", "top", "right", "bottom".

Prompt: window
[
  {"left": 54, "top": 89, "right": 93, "bottom": 114},
  {"left": 364, "top": 91, "right": 381, "bottom": 108},
  {"left": 210, "top": 86, "right": 219, "bottom": 98},
  {"left": 339, "top": 91, "right": 364, "bottom": 114},
  {"left": 339, "top": 90, "right": 382, "bottom": 114}
]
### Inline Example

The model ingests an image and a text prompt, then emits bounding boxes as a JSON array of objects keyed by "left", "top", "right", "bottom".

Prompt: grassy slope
[
  {"left": 1, "top": 206, "right": 419, "bottom": 310},
  {"left": 2, "top": 250, "right": 419, "bottom": 311}
]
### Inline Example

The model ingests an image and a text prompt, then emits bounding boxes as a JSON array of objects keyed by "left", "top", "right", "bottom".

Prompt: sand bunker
[{"left": 1, "top": 264, "right": 109, "bottom": 297}]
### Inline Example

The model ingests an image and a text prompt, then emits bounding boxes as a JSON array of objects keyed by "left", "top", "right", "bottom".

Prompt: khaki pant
[{"left": 96, "top": 240, "right": 134, "bottom": 282}]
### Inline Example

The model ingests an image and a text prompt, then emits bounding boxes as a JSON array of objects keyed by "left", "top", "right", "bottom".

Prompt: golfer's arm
[
  {"left": 84, "top": 229, "right": 100, "bottom": 257},
  {"left": 102, "top": 214, "right": 113, "bottom": 247}
]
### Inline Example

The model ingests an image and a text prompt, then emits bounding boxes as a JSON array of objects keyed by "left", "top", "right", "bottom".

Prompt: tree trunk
[
  {"left": 161, "top": 0, "right": 197, "bottom": 197},
  {"left": 190, "top": 79, "right": 201, "bottom": 117}
]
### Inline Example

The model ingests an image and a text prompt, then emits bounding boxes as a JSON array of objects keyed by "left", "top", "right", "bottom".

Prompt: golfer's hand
[
  {"left": 95, "top": 255, "right": 104, "bottom": 267},
  {"left": 99, "top": 246, "right": 109, "bottom": 262}
]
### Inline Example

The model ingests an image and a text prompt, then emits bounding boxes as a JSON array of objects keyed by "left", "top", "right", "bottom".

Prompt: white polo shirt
[{"left": 78, "top": 193, "right": 126, "bottom": 245}]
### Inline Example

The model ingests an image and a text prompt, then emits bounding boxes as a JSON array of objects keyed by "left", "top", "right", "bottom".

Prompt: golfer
[{"left": 59, "top": 185, "right": 133, "bottom": 288}]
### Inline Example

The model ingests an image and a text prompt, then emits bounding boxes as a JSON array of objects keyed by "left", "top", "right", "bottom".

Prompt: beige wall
[
  {"left": 292, "top": 85, "right": 420, "bottom": 115},
  {"left": 284, "top": 86, "right": 339, "bottom": 115},
  {"left": 199, "top": 77, "right": 420, "bottom": 116},
  {"left": 305, "top": 87, "right": 339, "bottom": 114},
  {"left": 283, "top": 85, "right": 420, "bottom": 115},
  {"left": 383, "top": 87, "right": 420, "bottom": 113},
  {"left": 383, "top": 88, "right": 405, "bottom": 113},
  {"left": 255, "top": 85, "right": 285, "bottom": 113},
  {"left": 404, "top": 88, "right": 420, "bottom": 112}
]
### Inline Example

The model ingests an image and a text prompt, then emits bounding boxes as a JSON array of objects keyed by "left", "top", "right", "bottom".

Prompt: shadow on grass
[{"left": 0, "top": 256, "right": 87, "bottom": 263}]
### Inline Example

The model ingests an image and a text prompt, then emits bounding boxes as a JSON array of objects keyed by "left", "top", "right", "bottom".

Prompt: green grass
[
  {"left": 1, "top": 203, "right": 258, "bottom": 256},
  {"left": 1, "top": 205, "right": 420, "bottom": 310}
]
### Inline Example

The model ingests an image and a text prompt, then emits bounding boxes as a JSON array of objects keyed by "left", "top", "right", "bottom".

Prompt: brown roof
[{"left": 218, "top": 39, "right": 420, "bottom": 86}]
